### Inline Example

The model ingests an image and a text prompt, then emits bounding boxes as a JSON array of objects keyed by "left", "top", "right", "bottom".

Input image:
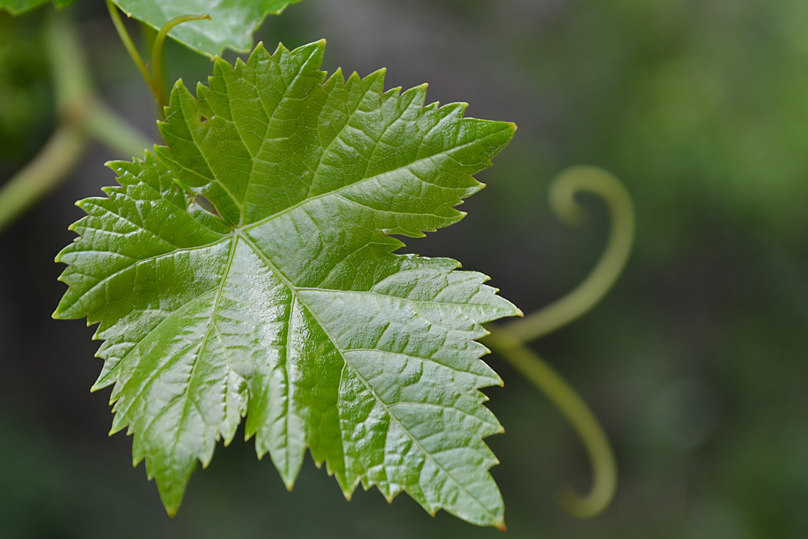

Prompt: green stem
[
  {"left": 53, "top": 7, "right": 152, "bottom": 158},
  {"left": 481, "top": 329, "right": 617, "bottom": 519},
  {"left": 0, "top": 126, "right": 87, "bottom": 231},
  {"left": 150, "top": 13, "right": 211, "bottom": 116},
  {"left": 140, "top": 21, "right": 157, "bottom": 58},
  {"left": 105, "top": 0, "right": 158, "bottom": 101},
  {"left": 502, "top": 166, "right": 636, "bottom": 343}
]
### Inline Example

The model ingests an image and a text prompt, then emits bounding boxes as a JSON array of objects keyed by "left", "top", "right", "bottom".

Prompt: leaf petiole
[
  {"left": 105, "top": 1, "right": 210, "bottom": 119},
  {"left": 151, "top": 13, "right": 211, "bottom": 115}
]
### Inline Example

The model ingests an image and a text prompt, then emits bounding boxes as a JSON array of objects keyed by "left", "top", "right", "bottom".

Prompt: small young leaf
[
  {"left": 54, "top": 40, "right": 518, "bottom": 528},
  {"left": 110, "top": 0, "right": 304, "bottom": 57}
]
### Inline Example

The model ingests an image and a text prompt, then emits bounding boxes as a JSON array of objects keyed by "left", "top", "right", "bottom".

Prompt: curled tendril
[
  {"left": 506, "top": 166, "right": 636, "bottom": 343},
  {"left": 483, "top": 165, "right": 636, "bottom": 519},
  {"left": 106, "top": 1, "right": 210, "bottom": 118}
]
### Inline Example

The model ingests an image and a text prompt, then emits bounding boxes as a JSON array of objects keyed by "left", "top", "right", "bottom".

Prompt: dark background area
[{"left": 2, "top": 0, "right": 808, "bottom": 537}]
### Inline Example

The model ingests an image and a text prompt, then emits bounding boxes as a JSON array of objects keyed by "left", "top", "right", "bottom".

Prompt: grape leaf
[
  {"left": 54, "top": 40, "right": 518, "bottom": 528},
  {"left": 110, "top": 0, "right": 304, "bottom": 57},
  {"left": 0, "top": 0, "right": 72, "bottom": 15}
]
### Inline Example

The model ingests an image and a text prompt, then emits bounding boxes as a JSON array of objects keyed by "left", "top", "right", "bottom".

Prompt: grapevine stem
[
  {"left": 484, "top": 166, "right": 636, "bottom": 518},
  {"left": 105, "top": 0, "right": 157, "bottom": 99},
  {"left": 105, "top": 2, "right": 210, "bottom": 119},
  {"left": 48, "top": 4, "right": 91, "bottom": 117},
  {"left": 0, "top": 10, "right": 91, "bottom": 234},
  {"left": 151, "top": 13, "right": 211, "bottom": 115}
]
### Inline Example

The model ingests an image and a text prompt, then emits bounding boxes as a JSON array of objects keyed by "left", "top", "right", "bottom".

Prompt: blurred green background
[{"left": 2, "top": 0, "right": 808, "bottom": 537}]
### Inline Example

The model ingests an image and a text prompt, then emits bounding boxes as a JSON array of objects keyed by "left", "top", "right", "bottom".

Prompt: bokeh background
[{"left": 2, "top": 0, "right": 808, "bottom": 537}]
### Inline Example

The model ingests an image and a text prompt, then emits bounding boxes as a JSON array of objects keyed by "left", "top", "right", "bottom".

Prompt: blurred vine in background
[
  {"left": 0, "top": 10, "right": 150, "bottom": 232},
  {"left": 0, "top": 10, "right": 52, "bottom": 161}
]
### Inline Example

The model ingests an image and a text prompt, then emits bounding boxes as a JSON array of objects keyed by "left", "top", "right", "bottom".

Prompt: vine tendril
[
  {"left": 481, "top": 330, "right": 617, "bottom": 519},
  {"left": 483, "top": 165, "right": 636, "bottom": 519},
  {"left": 504, "top": 166, "right": 636, "bottom": 343}
]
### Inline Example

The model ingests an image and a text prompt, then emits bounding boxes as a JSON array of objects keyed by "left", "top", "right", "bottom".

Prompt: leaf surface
[
  {"left": 110, "top": 0, "right": 304, "bottom": 57},
  {"left": 54, "top": 40, "right": 518, "bottom": 528}
]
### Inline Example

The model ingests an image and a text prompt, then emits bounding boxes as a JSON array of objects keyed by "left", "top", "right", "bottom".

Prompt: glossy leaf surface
[
  {"left": 54, "top": 40, "right": 518, "bottom": 527},
  {"left": 110, "top": 0, "right": 304, "bottom": 57}
]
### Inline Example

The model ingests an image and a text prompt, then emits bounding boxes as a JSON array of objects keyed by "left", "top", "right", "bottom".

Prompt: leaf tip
[
  {"left": 109, "top": 420, "right": 126, "bottom": 437},
  {"left": 172, "top": 78, "right": 185, "bottom": 93},
  {"left": 495, "top": 520, "right": 507, "bottom": 532}
]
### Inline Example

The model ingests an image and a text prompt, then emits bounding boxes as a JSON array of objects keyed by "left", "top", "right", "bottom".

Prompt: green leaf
[
  {"left": 0, "top": 0, "right": 72, "bottom": 15},
  {"left": 110, "top": 0, "right": 304, "bottom": 57},
  {"left": 54, "top": 40, "right": 518, "bottom": 528}
]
